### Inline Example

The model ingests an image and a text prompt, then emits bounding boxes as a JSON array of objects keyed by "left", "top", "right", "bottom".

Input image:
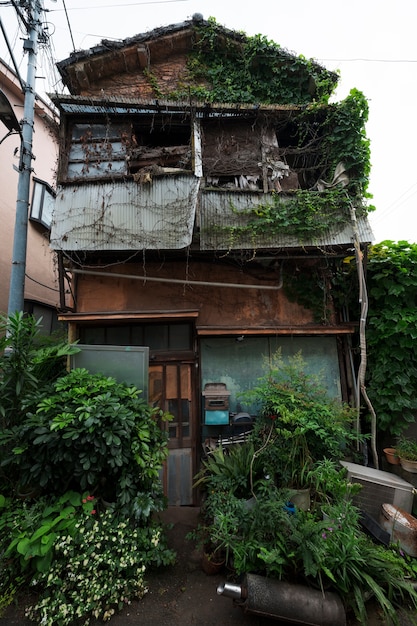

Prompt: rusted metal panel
[
  {"left": 72, "top": 261, "right": 315, "bottom": 328},
  {"left": 50, "top": 94, "right": 305, "bottom": 117},
  {"left": 167, "top": 448, "right": 193, "bottom": 505},
  {"left": 51, "top": 175, "right": 200, "bottom": 250},
  {"left": 199, "top": 190, "right": 374, "bottom": 250}
]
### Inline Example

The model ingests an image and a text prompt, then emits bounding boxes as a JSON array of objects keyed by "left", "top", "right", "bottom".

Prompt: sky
[{"left": 1, "top": 0, "right": 417, "bottom": 244}]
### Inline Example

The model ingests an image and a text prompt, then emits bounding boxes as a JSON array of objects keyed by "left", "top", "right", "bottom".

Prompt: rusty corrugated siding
[
  {"left": 199, "top": 190, "right": 374, "bottom": 250},
  {"left": 51, "top": 175, "right": 200, "bottom": 251}
]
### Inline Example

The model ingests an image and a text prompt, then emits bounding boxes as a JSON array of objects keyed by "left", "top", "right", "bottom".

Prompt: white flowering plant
[{"left": 26, "top": 509, "right": 175, "bottom": 625}]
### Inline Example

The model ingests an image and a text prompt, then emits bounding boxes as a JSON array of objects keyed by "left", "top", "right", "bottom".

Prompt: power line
[
  {"left": 62, "top": 0, "right": 75, "bottom": 53},
  {"left": 320, "top": 58, "right": 417, "bottom": 63},
  {"left": 371, "top": 182, "right": 417, "bottom": 225},
  {"left": 49, "top": 0, "right": 190, "bottom": 10}
]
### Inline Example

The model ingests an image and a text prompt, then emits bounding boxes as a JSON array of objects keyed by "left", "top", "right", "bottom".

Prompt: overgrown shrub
[
  {"left": 0, "top": 491, "right": 175, "bottom": 625},
  {"left": 0, "top": 312, "right": 78, "bottom": 430},
  {"left": 0, "top": 314, "right": 176, "bottom": 622},
  {"left": 190, "top": 351, "right": 417, "bottom": 624},
  {"left": 1, "top": 368, "right": 171, "bottom": 517},
  {"left": 365, "top": 241, "right": 417, "bottom": 436},
  {"left": 241, "top": 351, "right": 360, "bottom": 488}
]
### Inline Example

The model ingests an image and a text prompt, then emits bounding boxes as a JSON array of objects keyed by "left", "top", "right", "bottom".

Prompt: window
[
  {"left": 30, "top": 178, "right": 55, "bottom": 229},
  {"left": 79, "top": 322, "right": 193, "bottom": 352},
  {"left": 67, "top": 122, "right": 130, "bottom": 180},
  {"left": 65, "top": 116, "right": 192, "bottom": 182}
]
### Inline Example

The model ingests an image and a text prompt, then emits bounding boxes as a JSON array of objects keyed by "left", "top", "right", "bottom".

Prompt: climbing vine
[
  {"left": 205, "top": 188, "right": 365, "bottom": 246},
  {"left": 283, "top": 263, "right": 335, "bottom": 324},
  {"left": 365, "top": 241, "right": 417, "bottom": 436},
  {"left": 333, "top": 241, "right": 417, "bottom": 437},
  {"left": 317, "top": 89, "right": 371, "bottom": 197},
  {"left": 170, "top": 19, "right": 371, "bottom": 199},
  {"left": 178, "top": 17, "right": 338, "bottom": 105},
  {"left": 288, "top": 89, "right": 372, "bottom": 197}
]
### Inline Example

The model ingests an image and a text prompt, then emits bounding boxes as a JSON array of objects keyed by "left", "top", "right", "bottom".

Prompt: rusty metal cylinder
[{"left": 218, "top": 574, "right": 346, "bottom": 626}]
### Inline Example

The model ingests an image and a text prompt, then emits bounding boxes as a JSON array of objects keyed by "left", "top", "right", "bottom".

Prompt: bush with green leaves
[
  {"left": 0, "top": 491, "right": 175, "bottom": 625},
  {"left": 240, "top": 351, "right": 361, "bottom": 488},
  {"left": 1, "top": 368, "right": 171, "bottom": 517},
  {"left": 0, "top": 313, "right": 79, "bottom": 495},
  {"left": 25, "top": 509, "right": 175, "bottom": 626},
  {"left": 0, "top": 312, "right": 78, "bottom": 429},
  {"left": 4, "top": 491, "right": 96, "bottom": 576},
  {"left": 364, "top": 241, "right": 417, "bottom": 436},
  {"left": 197, "top": 469, "right": 417, "bottom": 624}
]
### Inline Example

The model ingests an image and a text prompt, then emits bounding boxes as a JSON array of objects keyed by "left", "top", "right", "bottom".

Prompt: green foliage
[
  {"left": 283, "top": 261, "right": 334, "bottom": 324},
  {"left": 189, "top": 350, "right": 415, "bottom": 622},
  {"left": 318, "top": 89, "right": 371, "bottom": 197},
  {"left": 295, "top": 500, "right": 417, "bottom": 624},
  {"left": 240, "top": 351, "right": 360, "bottom": 488},
  {"left": 0, "top": 313, "right": 79, "bottom": 429},
  {"left": 0, "top": 368, "right": 171, "bottom": 516},
  {"left": 180, "top": 19, "right": 371, "bottom": 198},
  {"left": 246, "top": 189, "right": 357, "bottom": 238},
  {"left": 195, "top": 459, "right": 417, "bottom": 624},
  {"left": 193, "top": 442, "right": 262, "bottom": 498},
  {"left": 26, "top": 510, "right": 175, "bottom": 625},
  {"left": 4, "top": 492, "right": 96, "bottom": 576},
  {"left": 396, "top": 437, "right": 417, "bottom": 462},
  {"left": 0, "top": 493, "right": 175, "bottom": 625},
  {"left": 208, "top": 188, "right": 359, "bottom": 248},
  {"left": 0, "top": 319, "right": 176, "bottom": 623},
  {"left": 364, "top": 241, "right": 417, "bottom": 435},
  {"left": 179, "top": 18, "right": 338, "bottom": 105}
]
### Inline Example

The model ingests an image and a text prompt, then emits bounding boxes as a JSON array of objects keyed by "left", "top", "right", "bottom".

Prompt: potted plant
[
  {"left": 396, "top": 437, "right": 417, "bottom": 473},
  {"left": 240, "top": 351, "right": 360, "bottom": 496},
  {"left": 186, "top": 523, "right": 225, "bottom": 575},
  {"left": 382, "top": 447, "right": 400, "bottom": 466}
]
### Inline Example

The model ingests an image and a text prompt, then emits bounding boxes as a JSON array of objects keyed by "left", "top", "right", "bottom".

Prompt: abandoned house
[{"left": 50, "top": 15, "right": 374, "bottom": 505}]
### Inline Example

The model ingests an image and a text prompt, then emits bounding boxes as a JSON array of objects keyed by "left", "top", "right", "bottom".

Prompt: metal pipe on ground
[{"left": 217, "top": 574, "right": 346, "bottom": 626}]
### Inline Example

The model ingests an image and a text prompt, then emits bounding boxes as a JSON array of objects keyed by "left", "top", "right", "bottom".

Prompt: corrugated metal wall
[{"left": 51, "top": 174, "right": 200, "bottom": 250}]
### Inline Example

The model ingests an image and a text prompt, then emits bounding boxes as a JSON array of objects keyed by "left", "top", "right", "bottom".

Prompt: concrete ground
[{"left": 1, "top": 506, "right": 416, "bottom": 625}]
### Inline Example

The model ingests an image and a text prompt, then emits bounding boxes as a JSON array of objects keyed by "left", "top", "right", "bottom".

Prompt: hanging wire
[{"left": 61, "top": 0, "right": 76, "bottom": 53}]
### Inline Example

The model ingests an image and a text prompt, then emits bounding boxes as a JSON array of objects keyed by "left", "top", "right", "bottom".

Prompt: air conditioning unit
[{"left": 340, "top": 461, "right": 416, "bottom": 519}]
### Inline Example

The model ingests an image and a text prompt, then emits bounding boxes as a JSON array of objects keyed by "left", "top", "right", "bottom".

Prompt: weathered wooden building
[{"left": 50, "top": 15, "right": 373, "bottom": 504}]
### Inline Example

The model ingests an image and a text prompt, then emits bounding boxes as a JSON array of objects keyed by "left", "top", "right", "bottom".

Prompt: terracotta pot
[
  {"left": 201, "top": 551, "right": 225, "bottom": 575},
  {"left": 383, "top": 447, "right": 400, "bottom": 465},
  {"left": 16, "top": 485, "right": 40, "bottom": 500}
]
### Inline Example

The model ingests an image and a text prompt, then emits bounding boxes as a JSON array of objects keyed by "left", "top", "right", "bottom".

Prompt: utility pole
[{"left": 7, "top": 0, "right": 43, "bottom": 316}]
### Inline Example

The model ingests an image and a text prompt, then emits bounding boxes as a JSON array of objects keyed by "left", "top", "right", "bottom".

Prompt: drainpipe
[{"left": 217, "top": 574, "right": 346, "bottom": 626}]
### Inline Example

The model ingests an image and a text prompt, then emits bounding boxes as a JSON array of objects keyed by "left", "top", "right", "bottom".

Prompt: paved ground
[{"left": 1, "top": 506, "right": 416, "bottom": 625}]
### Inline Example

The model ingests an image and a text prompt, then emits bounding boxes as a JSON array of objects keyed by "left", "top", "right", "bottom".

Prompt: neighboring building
[
  {"left": 50, "top": 16, "right": 374, "bottom": 504},
  {"left": 0, "top": 59, "right": 61, "bottom": 332}
]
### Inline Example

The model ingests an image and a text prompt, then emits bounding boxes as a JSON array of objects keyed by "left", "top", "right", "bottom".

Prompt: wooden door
[{"left": 149, "top": 361, "right": 196, "bottom": 505}]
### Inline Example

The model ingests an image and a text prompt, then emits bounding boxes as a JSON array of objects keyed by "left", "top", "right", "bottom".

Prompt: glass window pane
[
  {"left": 71, "top": 345, "right": 148, "bottom": 398},
  {"left": 81, "top": 326, "right": 106, "bottom": 344},
  {"left": 170, "top": 324, "right": 192, "bottom": 350},
  {"left": 145, "top": 325, "right": 168, "bottom": 350},
  {"left": 106, "top": 326, "right": 130, "bottom": 345},
  {"left": 131, "top": 326, "right": 144, "bottom": 345},
  {"left": 149, "top": 366, "right": 163, "bottom": 407},
  {"left": 166, "top": 366, "right": 178, "bottom": 400}
]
